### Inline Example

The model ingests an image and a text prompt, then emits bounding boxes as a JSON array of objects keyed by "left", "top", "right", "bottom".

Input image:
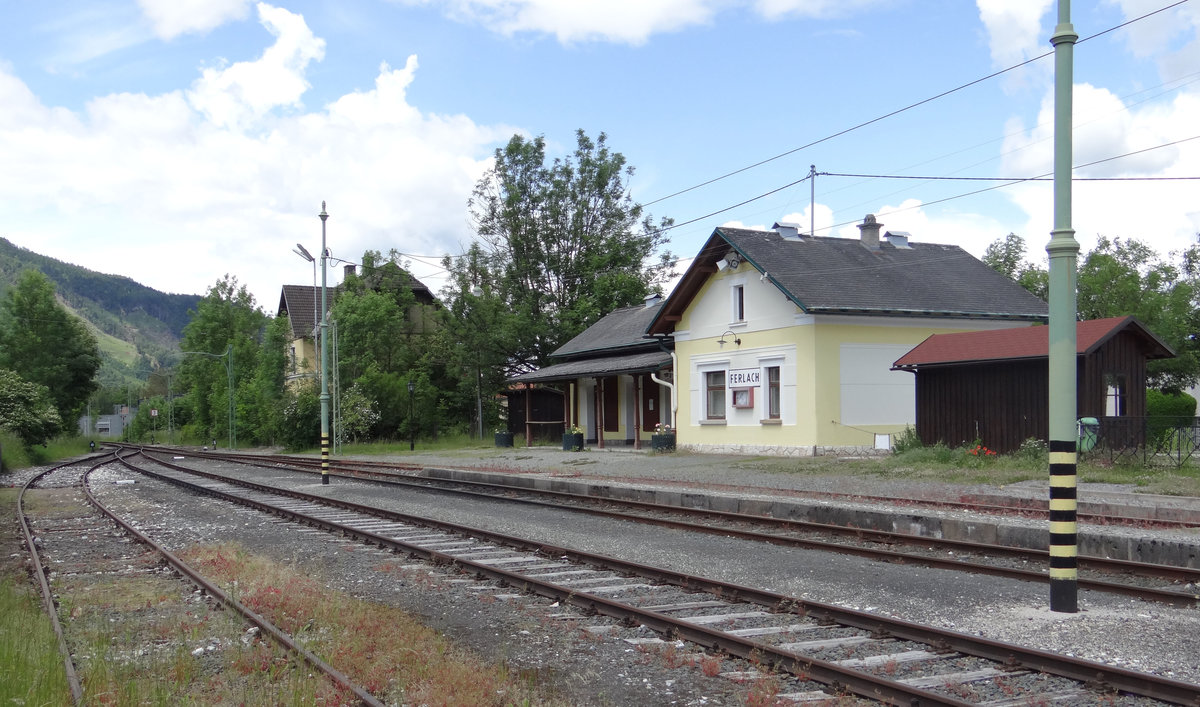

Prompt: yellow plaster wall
[
  {"left": 677, "top": 308, "right": 1029, "bottom": 451},
  {"left": 809, "top": 320, "right": 982, "bottom": 447}
]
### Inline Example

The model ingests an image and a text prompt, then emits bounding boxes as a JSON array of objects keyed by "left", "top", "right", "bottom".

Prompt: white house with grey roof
[{"left": 512, "top": 215, "right": 1049, "bottom": 455}]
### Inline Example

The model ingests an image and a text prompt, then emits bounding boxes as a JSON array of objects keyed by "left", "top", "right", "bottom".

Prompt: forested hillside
[{"left": 0, "top": 238, "right": 201, "bottom": 387}]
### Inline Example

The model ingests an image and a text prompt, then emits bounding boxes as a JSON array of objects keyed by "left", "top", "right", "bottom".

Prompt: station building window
[
  {"left": 706, "top": 370, "right": 726, "bottom": 420},
  {"left": 766, "top": 366, "right": 780, "bottom": 419}
]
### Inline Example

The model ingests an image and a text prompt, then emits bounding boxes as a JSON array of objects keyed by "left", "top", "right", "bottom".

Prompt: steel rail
[
  {"left": 90, "top": 451, "right": 386, "bottom": 707},
  {"left": 122, "top": 449, "right": 1200, "bottom": 705},
  {"left": 144, "top": 447, "right": 1200, "bottom": 605},
  {"left": 16, "top": 455, "right": 112, "bottom": 705}
]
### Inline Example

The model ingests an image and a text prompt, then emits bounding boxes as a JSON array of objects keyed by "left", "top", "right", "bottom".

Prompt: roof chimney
[
  {"left": 773, "top": 221, "right": 803, "bottom": 241},
  {"left": 884, "top": 230, "right": 912, "bottom": 249},
  {"left": 858, "top": 214, "right": 882, "bottom": 250},
  {"left": 344, "top": 264, "right": 355, "bottom": 280},
  {"left": 643, "top": 293, "right": 663, "bottom": 309}
]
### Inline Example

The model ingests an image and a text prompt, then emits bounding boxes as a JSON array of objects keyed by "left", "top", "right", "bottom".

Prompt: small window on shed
[{"left": 1105, "top": 374, "right": 1127, "bottom": 417}]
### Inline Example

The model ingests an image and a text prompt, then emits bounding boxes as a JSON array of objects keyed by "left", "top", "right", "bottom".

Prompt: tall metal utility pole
[
  {"left": 1047, "top": 0, "right": 1079, "bottom": 613},
  {"left": 319, "top": 202, "right": 331, "bottom": 485}
]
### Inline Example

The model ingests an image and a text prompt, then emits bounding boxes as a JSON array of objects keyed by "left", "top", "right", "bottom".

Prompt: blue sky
[{"left": 2, "top": 1, "right": 1198, "bottom": 309}]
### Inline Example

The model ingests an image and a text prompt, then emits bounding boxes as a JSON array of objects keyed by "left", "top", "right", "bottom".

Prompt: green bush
[
  {"left": 1147, "top": 389, "right": 1196, "bottom": 418},
  {"left": 1147, "top": 389, "right": 1197, "bottom": 450},
  {"left": 1016, "top": 437, "right": 1048, "bottom": 463},
  {"left": 0, "top": 430, "right": 32, "bottom": 472},
  {"left": 891, "top": 426, "right": 924, "bottom": 454}
]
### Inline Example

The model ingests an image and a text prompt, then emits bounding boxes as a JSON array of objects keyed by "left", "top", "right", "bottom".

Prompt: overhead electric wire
[
  {"left": 816, "top": 134, "right": 1200, "bottom": 235},
  {"left": 640, "top": 0, "right": 1190, "bottom": 209}
]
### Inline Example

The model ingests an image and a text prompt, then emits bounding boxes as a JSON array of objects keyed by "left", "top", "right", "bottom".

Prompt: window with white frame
[
  {"left": 766, "top": 366, "right": 780, "bottom": 419},
  {"left": 731, "top": 284, "right": 745, "bottom": 322},
  {"left": 706, "top": 370, "right": 726, "bottom": 420},
  {"left": 1105, "top": 374, "right": 1127, "bottom": 416}
]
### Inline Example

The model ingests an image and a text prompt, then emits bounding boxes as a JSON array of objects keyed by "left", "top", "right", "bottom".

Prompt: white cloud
[
  {"left": 975, "top": 0, "right": 1053, "bottom": 92},
  {"left": 753, "top": 0, "right": 889, "bottom": 21},
  {"left": 1001, "top": 83, "right": 1190, "bottom": 178},
  {"left": 186, "top": 4, "right": 325, "bottom": 130},
  {"left": 995, "top": 82, "right": 1200, "bottom": 261},
  {"left": 1107, "top": 1, "right": 1200, "bottom": 89},
  {"left": 400, "top": 0, "right": 891, "bottom": 44},
  {"left": 0, "top": 7, "right": 514, "bottom": 308},
  {"left": 404, "top": 0, "right": 721, "bottom": 44},
  {"left": 138, "top": 0, "right": 252, "bottom": 40},
  {"left": 778, "top": 203, "right": 834, "bottom": 236},
  {"left": 833, "top": 198, "right": 1010, "bottom": 258}
]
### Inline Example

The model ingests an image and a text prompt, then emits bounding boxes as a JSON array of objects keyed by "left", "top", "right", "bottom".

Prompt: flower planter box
[
  {"left": 562, "top": 432, "right": 584, "bottom": 452},
  {"left": 651, "top": 433, "right": 676, "bottom": 452},
  {"left": 494, "top": 432, "right": 514, "bottom": 448}
]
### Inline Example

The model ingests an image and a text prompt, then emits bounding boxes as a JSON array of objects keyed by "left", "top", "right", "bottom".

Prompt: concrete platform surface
[{"left": 387, "top": 446, "right": 1200, "bottom": 569}]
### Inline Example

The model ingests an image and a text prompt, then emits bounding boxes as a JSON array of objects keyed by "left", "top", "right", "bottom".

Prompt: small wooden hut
[{"left": 892, "top": 317, "right": 1174, "bottom": 453}]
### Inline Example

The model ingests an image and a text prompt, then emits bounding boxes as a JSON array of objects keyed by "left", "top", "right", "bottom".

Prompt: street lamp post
[
  {"left": 408, "top": 378, "right": 415, "bottom": 451},
  {"left": 319, "top": 202, "right": 331, "bottom": 485}
]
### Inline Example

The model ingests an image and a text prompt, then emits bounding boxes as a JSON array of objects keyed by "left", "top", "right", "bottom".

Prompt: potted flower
[
  {"left": 652, "top": 422, "right": 676, "bottom": 452},
  {"left": 494, "top": 427, "right": 514, "bottom": 448},
  {"left": 562, "top": 424, "right": 584, "bottom": 452}
]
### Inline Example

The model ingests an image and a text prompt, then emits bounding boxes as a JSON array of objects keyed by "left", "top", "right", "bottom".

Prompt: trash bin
[{"left": 1077, "top": 417, "right": 1099, "bottom": 452}]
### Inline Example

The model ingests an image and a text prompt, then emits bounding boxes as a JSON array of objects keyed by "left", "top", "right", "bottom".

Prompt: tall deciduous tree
[
  {"left": 330, "top": 250, "right": 434, "bottom": 439},
  {"left": 1076, "top": 237, "right": 1200, "bottom": 392},
  {"left": 466, "top": 129, "right": 674, "bottom": 374},
  {"left": 178, "top": 276, "right": 267, "bottom": 445},
  {"left": 0, "top": 270, "right": 100, "bottom": 422},
  {"left": 982, "top": 233, "right": 1048, "bottom": 301}
]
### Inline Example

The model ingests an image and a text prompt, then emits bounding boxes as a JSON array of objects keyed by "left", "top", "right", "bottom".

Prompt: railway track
[
  {"left": 16, "top": 454, "right": 383, "bottom": 706},
  {"left": 144, "top": 446, "right": 1200, "bottom": 608},
  {"left": 116, "top": 447, "right": 1200, "bottom": 705}
]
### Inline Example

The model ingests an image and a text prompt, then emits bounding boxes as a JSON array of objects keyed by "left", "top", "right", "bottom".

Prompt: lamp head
[{"left": 294, "top": 243, "right": 315, "bottom": 262}]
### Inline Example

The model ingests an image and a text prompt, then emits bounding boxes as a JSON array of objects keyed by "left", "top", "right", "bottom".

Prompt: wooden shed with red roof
[{"left": 892, "top": 317, "right": 1174, "bottom": 453}]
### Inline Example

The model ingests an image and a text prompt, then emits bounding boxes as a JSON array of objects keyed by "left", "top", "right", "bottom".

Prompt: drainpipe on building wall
[{"left": 650, "top": 336, "right": 677, "bottom": 428}]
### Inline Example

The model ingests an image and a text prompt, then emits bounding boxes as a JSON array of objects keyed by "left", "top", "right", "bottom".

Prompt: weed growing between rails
[{"left": 184, "top": 543, "right": 552, "bottom": 706}]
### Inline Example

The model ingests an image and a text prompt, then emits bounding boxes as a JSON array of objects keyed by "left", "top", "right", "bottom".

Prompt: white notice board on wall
[{"left": 839, "top": 344, "right": 915, "bottom": 426}]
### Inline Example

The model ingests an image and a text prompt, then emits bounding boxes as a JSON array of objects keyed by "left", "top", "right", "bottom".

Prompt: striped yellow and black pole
[
  {"left": 319, "top": 202, "right": 331, "bottom": 485},
  {"left": 1046, "top": 0, "right": 1078, "bottom": 612},
  {"left": 321, "top": 432, "right": 330, "bottom": 482},
  {"left": 1048, "top": 440, "right": 1077, "bottom": 611}
]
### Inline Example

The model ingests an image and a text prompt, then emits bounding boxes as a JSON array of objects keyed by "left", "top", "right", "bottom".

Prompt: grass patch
[
  {"left": 0, "top": 577, "right": 71, "bottom": 707},
  {"left": 1, "top": 433, "right": 93, "bottom": 474},
  {"left": 183, "top": 543, "right": 553, "bottom": 705},
  {"left": 0, "top": 489, "right": 72, "bottom": 707}
]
